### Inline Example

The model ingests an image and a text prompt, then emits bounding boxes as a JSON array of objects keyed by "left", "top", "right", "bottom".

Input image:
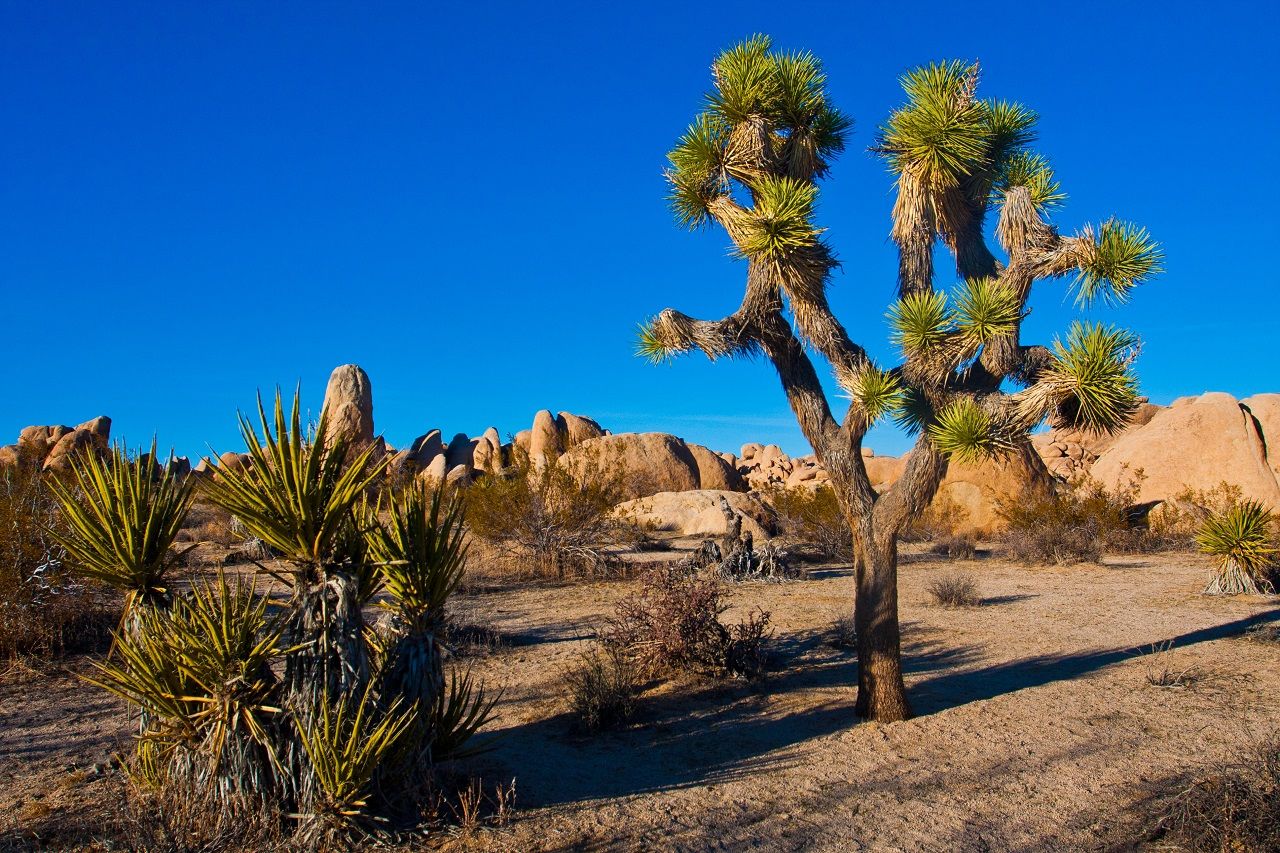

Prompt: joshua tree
[{"left": 639, "top": 37, "right": 1161, "bottom": 720}]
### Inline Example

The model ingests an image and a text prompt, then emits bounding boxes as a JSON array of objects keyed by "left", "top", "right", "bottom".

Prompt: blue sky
[{"left": 3, "top": 1, "right": 1277, "bottom": 460}]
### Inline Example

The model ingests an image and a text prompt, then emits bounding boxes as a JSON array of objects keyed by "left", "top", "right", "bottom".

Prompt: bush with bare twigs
[
  {"left": 564, "top": 645, "right": 640, "bottom": 732},
  {"left": 464, "top": 449, "right": 639, "bottom": 578},
  {"left": 767, "top": 484, "right": 851, "bottom": 562},
  {"left": 605, "top": 566, "right": 770, "bottom": 678},
  {"left": 1147, "top": 738, "right": 1280, "bottom": 851},
  {"left": 927, "top": 572, "right": 980, "bottom": 608},
  {"left": 999, "top": 474, "right": 1153, "bottom": 565}
]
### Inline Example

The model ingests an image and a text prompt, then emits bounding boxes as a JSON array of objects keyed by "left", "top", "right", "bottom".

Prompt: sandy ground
[{"left": 2, "top": 546, "right": 1278, "bottom": 852}]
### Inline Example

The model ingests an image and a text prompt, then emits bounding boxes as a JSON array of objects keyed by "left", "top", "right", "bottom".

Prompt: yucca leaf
[
  {"left": 888, "top": 290, "right": 953, "bottom": 356},
  {"left": 1196, "top": 501, "right": 1276, "bottom": 578},
  {"left": 366, "top": 481, "right": 467, "bottom": 630},
  {"left": 991, "top": 151, "right": 1064, "bottom": 210},
  {"left": 953, "top": 276, "right": 1020, "bottom": 347},
  {"left": 926, "top": 398, "right": 1011, "bottom": 463},
  {"left": 877, "top": 60, "right": 990, "bottom": 190},
  {"left": 738, "top": 174, "right": 821, "bottom": 260},
  {"left": 1043, "top": 322, "right": 1141, "bottom": 433},
  {"left": 846, "top": 365, "right": 905, "bottom": 425},
  {"left": 707, "top": 34, "right": 777, "bottom": 123},
  {"left": 1073, "top": 220, "right": 1164, "bottom": 305}
]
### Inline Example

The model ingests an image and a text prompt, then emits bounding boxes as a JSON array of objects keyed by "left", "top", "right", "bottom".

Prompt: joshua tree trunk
[{"left": 852, "top": 533, "right": 909, "bottom": 721}]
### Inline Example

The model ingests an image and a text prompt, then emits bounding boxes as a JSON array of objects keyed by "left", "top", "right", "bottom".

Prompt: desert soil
[{"left": 2, "top": 546, "right": 1278, "bottom": 852}]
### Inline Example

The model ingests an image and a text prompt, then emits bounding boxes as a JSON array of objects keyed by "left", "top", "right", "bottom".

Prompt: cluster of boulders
[
  {"left": 8, "top": 362, "right": 1279, "bottom": 542},
  {"left": 0, "top": 416, "right": 113, "bottom": 472},
  {"left": 727, "top": 443, "right": 832, "bottom": 490}
]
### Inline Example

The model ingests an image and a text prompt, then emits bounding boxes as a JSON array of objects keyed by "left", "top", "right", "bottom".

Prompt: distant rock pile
[
  {"left": 0, "top": 416, "right": 112, "bottom": 472},
  {"left": 730, "top": 443, "right": 833, "bottom": 490}
]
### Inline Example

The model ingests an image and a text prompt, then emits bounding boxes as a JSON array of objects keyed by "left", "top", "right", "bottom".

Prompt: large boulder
[
  {"left": 1033, "top": 401, "right": 1164, "bottom": 480},
  {"left": 528, "top": 410, "right": 563, "bottom": 465},
  {"left": 1242, "top": 394, "right": 1280, "bottom": 478},
  {"left": 562, "top": 432, "right": 745, "bottom": 500},
  {"left": 1091, "top": 392, "right": 1280, "bottom": 506},
  {"left": 322, "top": 364, "right": 375, "bottom": 448},
  {"left": 557, "top": 412, "right": 605, "bottom": 448},
  {"left": 687, "top": 444, "right": 745, "bottom": 492},
  {"left": 408, "top": 430, "right": 444, "bottom": 467},
  {"left": 615, "top": 490, "right": 777, "bottom": 539},
  {"left": 931, "top": 443, "right": 1052, "bottom": 534}
]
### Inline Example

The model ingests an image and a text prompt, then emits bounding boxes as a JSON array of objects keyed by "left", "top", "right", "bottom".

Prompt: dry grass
[
  {"left": 926, "top": 571, "right": 980, "bottom": 608},
  {"left": 1142, "top": 642, "right": 1204, "bottom": 690},
  {"left": 564, "top": 645, "right": 640, "bottom": 732},
  {"left": 928, "top": 534, "right": 978, "bottom": 560},
  {"left": 1147, "top": 738, "right": 1280, "bottom": 851}
]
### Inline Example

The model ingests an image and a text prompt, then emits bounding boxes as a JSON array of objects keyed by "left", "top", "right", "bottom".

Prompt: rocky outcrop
[
  {"left": 1090, "top": 392, "right": 1280, "bottom": 507},
  {"left": 1033, "top": 401, "right": 1162, "bottom": 480},
  {"left": 0, "top": 417, "right": 113, "bottom": 472},
  {"left": 322, "top": 364, "right": 375, "bottom": 449},
  {"left": 614, "top": 490, "right": 777, "bottom": 539},
  {"left": 736, "top": 443, "right": 832, "bottom": 490},
  {"left": 563, "top": 432, "right": 745, "bottom": 500}
]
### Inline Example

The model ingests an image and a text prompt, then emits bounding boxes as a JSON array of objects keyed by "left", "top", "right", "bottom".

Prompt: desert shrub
[
  {"left": 54, "top": 392, "right": 497, "bottom": 847},
  {"left": 0, "top": 452, "right": 114, "bottom": 658},
  {"left": 1149, "top": 738, "right": 1280, "bottom": 851},
  {"left": 927, "top": 571, "right": 980, "bottom": 608},
  {"left": 1196, "top": 500, "right": 1277, "bottom": 595},
  {"left": 767, "top": 484, "right": 851, "bottom": 561},
  {"left": 827, "top": 611, "right": 857, "bottom": 649},
  {"left": 175, "top": 500, "right": 240, "bottom": 545},
  {"left": 929, "top": 534, "right": 978, "bottom": 560},
  {"left": 901, "top": 493, "right": 966, "bottom": 543},
  {"left": 1147, "top": 481, "right": 1244, "bottom": 547},
  {"left": 1243, "top": 623, "right": 1280, "bottom": 645},
  {"left": 606, "top": 565, "right": 770, "bottom": 678},
  {"left": 464, "top": 448, "right": 636, "bottom": 578},
  {"left": 564, "top": 645, "right": 640, "bottom": 732},
  {"left": 999, "top": 475, "right": 1150, "bottom": 564}
]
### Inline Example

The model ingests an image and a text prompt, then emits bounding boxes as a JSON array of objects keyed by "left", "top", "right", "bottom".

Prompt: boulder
[
  {"left": 864, "top": 454, "right": 908, "bottom": 488},
  {"left": 418, "top": 454, "right": 448, "bottom": 485},
  {"left": 322, "top": 364, "right": 375, "bottom": 447},
  {"left": 1091, "top": 392, "right": 1280, "bottom": 507},
  {"left": 42, "top": 429, "right": 99, "bottom": 472},
  {"left": 528, "top": 410, "right": 563, "bottom": 464},
  {"left": 687, "top": 443, "right": 745, "bottom": 492},
  {"left": 563, "top": 432, "right": 743, "bottom": 500},
  {"left": 931, "top": 443, "right": 1053, "bottom": 534},
  {"left": 615, "top": 490, "right": 778, "bottom": 539},
  {"left": 408, "top": 430, "right": 444, "bottom": 467},
  {"left": 472, "top": 434, "right": 501, "bottom": 475},
  {"left": 76, "top": 416, "right": 112, "bottom": 450},
  {"left": 513, "top": 430, "right": 531, "bottom": 457},
  {"left": 557, "top": 412, "right": 605, "bottom": 447},
  {"left": 445, "top": 432, "right": 476, "bottom": 473},
  {"left": 1242, "top": 394, "right": 1280, "bottom": 477}
]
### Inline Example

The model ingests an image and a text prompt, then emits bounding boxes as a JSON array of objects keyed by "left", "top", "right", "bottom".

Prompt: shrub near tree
[
  {"left": 49, "top": 391, "right": 495, "bottom": 845},
  {"left": 639, "top": 36, "right": 1161, "bottom": 719}
]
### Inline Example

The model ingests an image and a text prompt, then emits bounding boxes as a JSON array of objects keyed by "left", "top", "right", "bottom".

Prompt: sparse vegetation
[
  {"left": 606, "top": 565, "right": 770, "bottom": 679},
  {"left": 0, "top": 450, "right": 114, "bottom": 658},
  {"left": 1196, "top": 500, "right": 1277, "bottom": 595},
  {"left": 999, "top": 475, "right": 1147, "bottom": 565},
  {"left": 1142, "top": 642, "right": 1203, "bottom": 689},
  {"left": 767, "top": 485, "right": 851, "bottom": 562},
  {"left": 1148, "top": 738, "right": 1280, "bottom": 851},
  {"left": 464, "top": 448, "right": 636, "bottom": 579},
  {"left": 44, "top": 391, "right": 497, "bottom": 846},
  {"left": 564, "top": 645, "right": 640, "bottom": 732},
  {"left": 929, "top": 534, "right": 978, "bottom": 560},
  {"left": 927, "top": 572, "right": 981, "bottom": 608}
]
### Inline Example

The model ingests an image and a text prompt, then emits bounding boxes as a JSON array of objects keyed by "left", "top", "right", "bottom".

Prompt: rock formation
[
  {"left": 561, "top": 432, "right": 745, "bottom": 500},
  {"left": 321, "top": 364, "right": 375, "bottom": 449}
]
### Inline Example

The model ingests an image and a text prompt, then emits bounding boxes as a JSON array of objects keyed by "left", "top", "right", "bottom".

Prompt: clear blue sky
[{"left": 3, "top": 1, "right": 1278, "bottom": 460}]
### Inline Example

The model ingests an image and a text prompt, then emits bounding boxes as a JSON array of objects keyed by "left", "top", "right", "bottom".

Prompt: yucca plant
[
  {"left": 295, "top": 684, "right": 417, "bottom": 844},
  {"left": 48, "top": 439, "right": 193, "bottom": 626},
  {"left": 202, "top": 389, "right": 386, "bottom": 705},
  {"left": 88, "top": 572, "right": 286, "bottom": 801},
  {"left": 1196, "top": 501, "right": 1277, "bottom": 595},
  {"left": 365, "top": 482, "right": 498, "bottom": 767},
  {"left": 639, "top": 36, "right": 1161, "bottom": 720}
]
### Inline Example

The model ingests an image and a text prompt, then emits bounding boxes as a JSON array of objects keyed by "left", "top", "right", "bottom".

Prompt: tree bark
[{"left": 851, "top": 530, "right": 910, "bottom": 721}]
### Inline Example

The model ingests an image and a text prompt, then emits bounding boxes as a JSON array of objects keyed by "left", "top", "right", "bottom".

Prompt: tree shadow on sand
[{"left": 476, "top": 605, "right": 1280, "bottom": 811}]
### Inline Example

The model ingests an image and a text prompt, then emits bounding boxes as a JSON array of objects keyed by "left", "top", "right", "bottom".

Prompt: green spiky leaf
[
  {"left": 992, "top": 151, "right": 1064, "bottom": 210},
  {"left": 1196, "top": 501, "right": 1277, "bottom": 578},
  {"left": 1074, "top": 220, "right": 1164, "bottom": 305},
  {"left": 926, "top": 398, "right": 1009, "bottom": 463},
  {"left": 707, "top": 34, "right": 777, "bottom": 123},
  {"left": 1045, "top": 322, "right": 1142, "bottom": 433},
  {"left": 739, "top": 174, "right": 821, "bottom": 260},
  {"left": 953, "top": 276, "right": 1020, "bottom": 347},
  {"left": 888, "top": 290, "right": 953, "bottom": 356},
  {"left": 666, "top": 113, "right": 730, "bottom": 229},
  {"left": 847, "top": 365, "right": 904, "bottom": 425},
  {"left": 877, "top": 60, "right": 990, "bottom": 190}
]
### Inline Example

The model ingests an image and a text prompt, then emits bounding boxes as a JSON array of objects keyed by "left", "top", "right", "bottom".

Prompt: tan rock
[
  {"left": 687, "top": 443, "right": 745, "bottom": 492},
  {"left": 445, "top": 432, "right": 476, "bottom": 473},
  {"left": 75, "top": 416, "right": 111, "bottom": 450},
  {"left": 322, "top": 364, "right": 374, "bottom": 447},
  {"left": 931, "top": 443, "right": 1053, "bottom": 534},
  {"left": 472, "top": 434, "right": 500, "bottom": 475},
  {"left": 864, "top": 454, "right": 908, "bottom": 488},
  {"left": 615, "top": 490, "right": 777, "bottom": 539},
  {"left": 418, "top": 454, "right": 448, "bottom": 485},
  {"left": 42, "top": 429, "right": 98, "bottom": 472},
  {"left": 563, "top": 432, "right": 739, "bottom": 500},
  {"left": 557, "top": 412, "right": 605, "bottom": 447},
  {"left": 528, "top": 410, "right": 562, "bottom": 464},
  {"left": 1242, "top": 394, "right": 1280, "bottom": 477},
  {"left": 1091, "top": 392, "right": 1280, "bottom": 507},
  {"left": 408, "top": 430, "right": 444, "bottom": 467}
]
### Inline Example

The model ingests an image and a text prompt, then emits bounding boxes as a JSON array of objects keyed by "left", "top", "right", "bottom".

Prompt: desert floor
[{"left": 2, "top": 546, "right": 1278, "bottom": 852}]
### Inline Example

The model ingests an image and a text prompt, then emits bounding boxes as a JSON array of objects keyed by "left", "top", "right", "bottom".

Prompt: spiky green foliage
[
  {"left": 88, "top": 574, "right": 284, "bottom": 781},
  {"left": 1074, "top": 220, "right": 1164, "bottom": 305},
  {"left": 953, "top": 276, "right": 1020, "bottom": 347},
  {"left": 635, "top": 318, "right": 675, "bottom": 364},
  {"left": 927, "top": 398, "right": 1009, "bottom": 463},
  {"left": 739, "top": 175, "right": 821, "bottom": 260},
  {"left": 297, "top": 685, "right": 417, "bottom": 834},
  {"left": 1196, "top": 501, "right": 1277, "bottom": 595},
  {"left": 847, "top": 364, "right": 904, "bottom": 425},
  {"left": 368, "top": 482, "right": 467, "bottom": 630},
  {"left": 667, "top": 113, "right": 729, "bottom": 228},
  {"left": 201, "top": 390, "right": 385, "bottom": 569},
  {"left": 707, "top": 34, "right": 777, "bottom": 123},
  {"left": 992, "top": 151, "right": 1064, "bottom": 209},
  {"left": 430, "top": 667, "right": 501, "bottom": 761},
  {"left": 49, "top": 440, "right": 193, "bottom": 613},
  {"left": 878, "top": 61, "right": 990, "bottom": 189},
  {"left": 888, "top": 290, "right": 953, "bottom": 356},
  {"left": 1043, "top": 322, "right": 1141, "bottom": 433}
]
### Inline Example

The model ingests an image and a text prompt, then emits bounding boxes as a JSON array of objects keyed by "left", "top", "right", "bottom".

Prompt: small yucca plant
[
  {"left": 1196, "top": 501, "right": 1277, "bottom": 595},
  {"left": 48, "top": 439, "right": 193, "bottom": 623},
  {"left": 295, "top": 685, "right": 417, "bottom": 844}
]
